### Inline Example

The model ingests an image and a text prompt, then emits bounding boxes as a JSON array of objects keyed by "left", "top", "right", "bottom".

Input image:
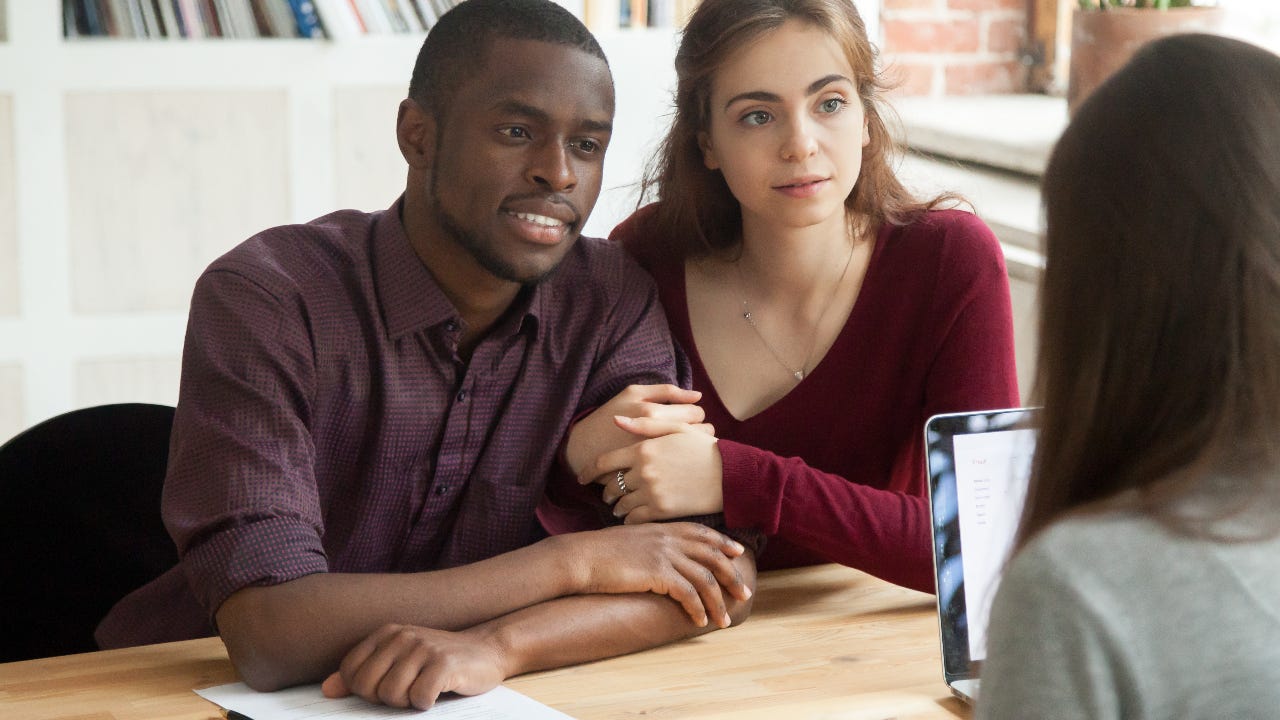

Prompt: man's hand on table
[{"left": 321, "top": 624, "right": 505, "bottom": 710}]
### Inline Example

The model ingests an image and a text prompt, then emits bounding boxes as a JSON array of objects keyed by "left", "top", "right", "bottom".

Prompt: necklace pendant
[{"left": 793, "top": 370, "right": 805, "bottom": 381}]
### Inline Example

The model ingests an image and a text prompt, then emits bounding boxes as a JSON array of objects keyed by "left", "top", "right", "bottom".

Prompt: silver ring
[{"left": 615, "top": 469, "right": 630, "bottom": 495}]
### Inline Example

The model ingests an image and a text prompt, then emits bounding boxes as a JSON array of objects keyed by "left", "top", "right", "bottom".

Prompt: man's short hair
[{"left": 408, "top": 0, "right": 608, "bottom": 119}]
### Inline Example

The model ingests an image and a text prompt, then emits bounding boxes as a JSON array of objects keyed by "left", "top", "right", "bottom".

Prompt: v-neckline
[{"left": 678, "top": 224, "right": 888, "bottom": 424}]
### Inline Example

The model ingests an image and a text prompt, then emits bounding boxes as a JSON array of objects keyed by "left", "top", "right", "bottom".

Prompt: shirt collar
[{"left": 373, "top": 196, "right": 544, "bottom": 341}]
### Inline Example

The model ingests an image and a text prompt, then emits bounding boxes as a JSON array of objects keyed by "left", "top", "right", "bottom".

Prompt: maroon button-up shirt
[{"left": 96, "top": 199, "right": 683, "bottom": 648}]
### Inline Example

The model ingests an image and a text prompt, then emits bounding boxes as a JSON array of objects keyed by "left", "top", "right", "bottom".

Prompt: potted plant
[{"left": 1069, "top": 1, "right": 1226, "bottom": 114}]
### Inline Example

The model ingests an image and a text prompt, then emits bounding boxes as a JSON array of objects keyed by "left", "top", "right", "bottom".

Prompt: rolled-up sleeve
[{"left": 165, "top": 266, "right": 328, "bottom": 619}]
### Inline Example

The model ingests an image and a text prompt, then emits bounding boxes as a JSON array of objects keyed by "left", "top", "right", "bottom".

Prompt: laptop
[{"left": 924, "top": 407, "right": 1039, "bottom": 704}]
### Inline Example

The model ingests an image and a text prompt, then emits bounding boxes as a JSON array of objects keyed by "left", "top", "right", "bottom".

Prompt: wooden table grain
[{"left": 0, "top": 564, "right": 970, "bottom": 720}]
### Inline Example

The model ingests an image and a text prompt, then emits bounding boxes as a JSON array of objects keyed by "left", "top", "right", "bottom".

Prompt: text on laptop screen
[{"left": 952, "top": 427, "right": 1035, "bottom": 660}]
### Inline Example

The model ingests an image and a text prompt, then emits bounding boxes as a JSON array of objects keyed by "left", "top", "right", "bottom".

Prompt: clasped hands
[{"left": 566, "top": 384, "right": 727, "bottom": 523}]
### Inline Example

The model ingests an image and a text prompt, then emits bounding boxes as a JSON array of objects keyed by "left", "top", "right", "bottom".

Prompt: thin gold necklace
[{"left": 736, "top": 239, "right": 856, "bottom": 382}]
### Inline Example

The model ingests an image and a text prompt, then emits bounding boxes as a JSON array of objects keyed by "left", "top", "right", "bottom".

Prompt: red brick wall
[{"left": 881, "top": 0, "right": 1029, "bottom": 96}]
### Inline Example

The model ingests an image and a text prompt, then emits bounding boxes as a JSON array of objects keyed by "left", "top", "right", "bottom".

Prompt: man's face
[{"left": 427, "top": 38, "right": 614, "bottom": 285}]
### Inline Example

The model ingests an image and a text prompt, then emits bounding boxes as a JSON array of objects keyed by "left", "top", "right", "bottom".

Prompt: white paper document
[{"left": 196, "top": 682, "right": 575, "bottom": 719}]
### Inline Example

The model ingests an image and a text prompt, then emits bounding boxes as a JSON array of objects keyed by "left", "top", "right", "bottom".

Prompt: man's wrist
[
  {"left": 561, "top": 406, "right": 601, "bottom": 477},
  {"left": 538, "top": 533, "right": 586, "bottom": 596},
  {"left": 468, "top": 621, "right": 521, "bottom": 679}
]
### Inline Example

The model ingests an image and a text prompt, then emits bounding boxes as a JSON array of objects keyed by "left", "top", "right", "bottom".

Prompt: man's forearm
[
  {"left": 218, "top": 535, "right": 585, "bottom": 691},
  {"left": 480, "top": 551, "right": 756, "bottom": 677}
]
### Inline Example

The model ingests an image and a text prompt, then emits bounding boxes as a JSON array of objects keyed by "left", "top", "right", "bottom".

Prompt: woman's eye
[
  {"left": 820, "top": 98, "right": 847, "bottom": 113},
  {"left": 741, "top": 110, "right": 771, "bottom": 126}
]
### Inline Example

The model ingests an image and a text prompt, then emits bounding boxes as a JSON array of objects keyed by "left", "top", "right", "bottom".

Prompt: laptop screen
[{"left": 925, "top": 408, "right": 1038, "bottom": 681}]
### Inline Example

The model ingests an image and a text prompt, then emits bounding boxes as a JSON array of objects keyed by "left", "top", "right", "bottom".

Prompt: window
[{"left": 1034, "top": 0, "right": 1280, "bottom": 93}]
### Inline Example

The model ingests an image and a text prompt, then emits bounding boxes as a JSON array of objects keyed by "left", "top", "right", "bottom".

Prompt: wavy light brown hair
[
  {"left": 640, "top": 0, "right": 952, "bottom": 258},
  {"left": 1017, "top": 33, "right": 1280, "bottom": 550}
]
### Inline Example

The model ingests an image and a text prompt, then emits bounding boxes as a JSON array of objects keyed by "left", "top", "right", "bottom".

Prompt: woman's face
[{"left": 700, "top": 19, "right": 869, "bottom": 232}]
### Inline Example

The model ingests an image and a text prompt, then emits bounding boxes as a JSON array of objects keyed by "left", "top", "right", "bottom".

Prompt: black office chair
[{"left": 0, "top": 403, "right": 178, "bottom": 662}]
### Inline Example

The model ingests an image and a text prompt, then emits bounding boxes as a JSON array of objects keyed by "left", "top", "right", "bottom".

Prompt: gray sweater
[{"left": 976, "top": 509, "right": 1280, "bottom": 720}]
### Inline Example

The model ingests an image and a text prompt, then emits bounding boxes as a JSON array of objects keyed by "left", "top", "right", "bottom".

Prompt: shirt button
[
  {"left": 435, "top": 485, "right": 449, "bottom": 496},
  {"left": 456, "top": 390, "right": 467, "bottom": 402}
]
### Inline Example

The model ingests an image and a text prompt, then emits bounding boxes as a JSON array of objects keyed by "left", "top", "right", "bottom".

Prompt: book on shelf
[
  {"left": 350, "top": 0, "right": 387, "bottom": 32},
  {"left": 286, "top": 0, "right": 326, "bottom": 37},
  {"left": 155, "top": 0, "right": 181, "bottom": 37},
  {"left": 649, "top": 0, "right": 675, "bottom": 28},
  {"left": 310, "top": 0, "right": 359, "bottom": 38},
  {"left": 138, "top": 0, "right": 162, "bottom": 36},
  {"left": 214, "top": 0, "right": 244, "bottom": 37},
  {"left": 116, "top": 0, "right": 142, "bottom": 37},
  {"left": 257, "top": 0, "right": 301, "bottom": 37},
  {"left": 626, "top": 0, "right": 646, "bottom": 29},
  {"left": 582, "top": 0, "right": 616, "bottom": 30},
  {"left": 395, "top": 0, "right": 426, "bottom": 33},
  {"left": 383, "top": 0, "right": 413, "bottom": 33},
  {"left": 177, "top": 0, "right": 203, "bottom": 37}
]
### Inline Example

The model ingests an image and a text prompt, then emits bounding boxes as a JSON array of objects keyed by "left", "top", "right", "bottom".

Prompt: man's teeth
[{"left": 512, "top": 212, "right": 565, "bottom": 228}]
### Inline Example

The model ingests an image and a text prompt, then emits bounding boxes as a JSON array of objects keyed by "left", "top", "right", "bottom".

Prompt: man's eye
[
  {"left": 501, "top": 127, "right": 530, "bottom": 139},
  {"left": 574, "top": 139, "right": 601, "bottom": 153}
]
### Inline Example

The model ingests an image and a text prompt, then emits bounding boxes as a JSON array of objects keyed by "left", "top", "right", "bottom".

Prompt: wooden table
[{"left": 0, "top": 565, "right": 969, "bottom": 719}]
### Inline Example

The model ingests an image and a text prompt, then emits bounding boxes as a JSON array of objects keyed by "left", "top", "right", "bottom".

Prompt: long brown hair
[
  {"left": 1018, "top": 33, "right": 1280, "bottom": 550},
  {"left": 640, "top": 0, "right": 952, "bottom": 258}
]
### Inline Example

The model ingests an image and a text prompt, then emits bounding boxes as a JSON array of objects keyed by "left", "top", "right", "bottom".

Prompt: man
[{"left": 96, "top": 0, "right": 756, "bottom": 709}]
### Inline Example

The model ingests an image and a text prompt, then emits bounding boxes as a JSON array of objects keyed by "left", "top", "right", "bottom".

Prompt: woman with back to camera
[
  {"left": 548, "top": 0, "right": 1019, "bottom": 591},
  {"left": 977, "top": 33, "right": 1280, "bottom": 719}
]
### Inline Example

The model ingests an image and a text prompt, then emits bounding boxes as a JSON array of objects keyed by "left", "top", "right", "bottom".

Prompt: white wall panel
[
  {"left": 66, "top": 90, "right": 291, "bottom": 313},
  {"left": 333, "top": 85, "right": 406, "bottom": 213},
  {"left": 0, "top": 363, "right": 22, "bottom": 442},
  {"left": 0, "top": 94, "right": 15, "bottom": 316},
  {"left": 75, "top": 356, "right": 181, "bottom": 409}
]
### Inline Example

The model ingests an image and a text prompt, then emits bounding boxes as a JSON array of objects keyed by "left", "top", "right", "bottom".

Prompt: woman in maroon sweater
[{"left": 554, "top": 0, "right": 1018, "bottom": 592}]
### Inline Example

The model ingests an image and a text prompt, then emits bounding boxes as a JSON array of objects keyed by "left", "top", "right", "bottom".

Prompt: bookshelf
[
  {"left": 58, "top": 1, "right": 693, "bottom": 39},
  {"left": 0, "top": 1, "right": 681, "bottom": 439}
]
